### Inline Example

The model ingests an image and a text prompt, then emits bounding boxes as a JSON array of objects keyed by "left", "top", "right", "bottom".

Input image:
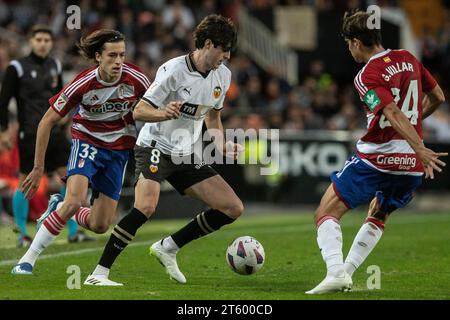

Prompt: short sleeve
[
  {"left": 355, "top": 71, "right": 394, "bottom": 115},
  {"left": 142, "top": 63, "right": 177, "bottom": 108},
  {"left": 48, "top": 70, "right": 91, "bottom": 116}
]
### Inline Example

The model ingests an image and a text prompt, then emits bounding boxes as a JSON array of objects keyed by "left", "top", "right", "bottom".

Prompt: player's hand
[
  {"left": 21, "top": 166, "right": 44, "bottom": 199},
  {"left": 416, "top": 146, "right": 447, "bottom": 179},
  {"left": 163, "top": 101, "right": 182, "bottom": 120},
  {"left": 224, "top": 141, "right": 244, "bottom": 160}
]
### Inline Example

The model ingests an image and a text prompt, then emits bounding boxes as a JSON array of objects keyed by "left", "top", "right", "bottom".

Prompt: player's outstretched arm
[
  {"left": 133, "top": 99, "right": 181, "bottom": 122},
  {"left": 21, "top": 107, "right": 62, "bottom": 199},
  {"left": 382, "top": 102, "right": 447, "bottom": 179},
  {"left": 422, "top": 84, "right": 445, "bottom": 119}
]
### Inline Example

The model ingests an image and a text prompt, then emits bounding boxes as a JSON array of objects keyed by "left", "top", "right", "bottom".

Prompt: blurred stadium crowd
[
  {"left": 1, "top": 0, "right": 449, "bottom": 140},
  {"left": 1, "top": 0, "right": 450, "bottom": 210}
]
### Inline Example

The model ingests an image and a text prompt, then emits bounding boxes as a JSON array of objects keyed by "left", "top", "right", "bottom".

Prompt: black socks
[{"left": 171, "top": 209, "right": 235, "bottom": 248}]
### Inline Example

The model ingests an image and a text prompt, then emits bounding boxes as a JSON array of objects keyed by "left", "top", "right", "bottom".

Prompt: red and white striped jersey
[
  {"left": 49, "top": 63, "right": 150, "bottom": 150},
  {"left": 353, "top": 49, "right": 437, "bottom": 175}
]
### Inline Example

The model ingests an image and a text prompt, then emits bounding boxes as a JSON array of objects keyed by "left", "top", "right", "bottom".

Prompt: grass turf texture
[{"left": 0, "top": 211, "right": 449, "bottom": 300}]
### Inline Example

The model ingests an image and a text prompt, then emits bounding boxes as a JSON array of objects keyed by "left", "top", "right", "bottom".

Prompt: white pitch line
[
  {"left": 0, "top": 240, "right": 154, "bottom": 267},
  {"left": 1, "top": 214, "right": 449, "bottom": 267}
]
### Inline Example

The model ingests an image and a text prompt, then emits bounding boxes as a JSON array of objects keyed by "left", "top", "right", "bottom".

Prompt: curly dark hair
[
  {"left": 193, "top": 14, "right": 237, "bottom": 51},
  {"left": 77, "top": 29, "right": 125, "bottom": 60},
  {"left": 341, "top": 9, "right": 382, "bottom": 46}
]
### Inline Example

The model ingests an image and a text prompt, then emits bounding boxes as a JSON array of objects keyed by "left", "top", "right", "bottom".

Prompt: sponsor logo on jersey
[
  {"left": 376, "top": 154, "right": 417, "bottom": 169},
  {"left": 180, "top": 103, "right": 199, "bottom": 116},
  {"left": 90, "top": 101, "right": 129, "bottom": 113},
  {"left": 213, "top": 86, "right": 222, "bottom": 99},
  {"left": 54, "top": 93, "right": 68, "bottom": 111},
  {"left": 363, "top": 89, "right": 381, "bottom": 111},
  {"left": 149, "top": 164, "right": 158, "bottom": 173}
]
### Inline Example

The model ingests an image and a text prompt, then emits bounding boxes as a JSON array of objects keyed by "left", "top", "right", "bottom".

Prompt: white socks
[
  {"left": 19, "top": 225, "right": 58, "bottom": 266},
  {"left": 316, "top": 216, "right": 345, "bottom": 277},
  {"left": 19, "top": 211, "right": 66, "bottom": 267},
  {"left": 162, "top": 236, "right": 179, "bottom": 252},
  {"left": 344, "top": 217, "right": 384, "bottom": 277}
]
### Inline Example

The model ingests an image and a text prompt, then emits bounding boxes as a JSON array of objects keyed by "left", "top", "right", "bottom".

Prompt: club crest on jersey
[
  {"left": 213, "top": 86, "right": 221, "bottom": 99},
  {"left": 118, "top": 85, "right": 125, "bottom": 98},
  {"left": 149, "top": 164, "right": 158, "bottom": 173},
  {"left": 78, "top": 158, "right": 85, "bottom": 168},
  {"left": 383, "top": 57, "right": 391, "bottom": 63},
  {"left": 54, "top": 93, "right": 68, "bottom": 111},
  {"left": 364, "top": 89, "right": 381, "bottom": 111}
]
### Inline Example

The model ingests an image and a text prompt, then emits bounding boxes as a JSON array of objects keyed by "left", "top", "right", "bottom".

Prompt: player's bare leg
[
  {"left": 306, "top": 184, "right": 353, "bottom": 294},
  {"left": 13, "top": 175, "right": 119, "bottom": 274},
  {"left": 344, "top": 196, "right": 388, "bottom": 277},
  {"left": 86, "top": 178, "right": 159, "bottom": 286}
]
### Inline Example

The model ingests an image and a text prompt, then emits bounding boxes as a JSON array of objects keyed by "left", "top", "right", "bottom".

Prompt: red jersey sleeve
[
  {"left": 355, "top": 67, "right": 394, "bottom": 115},
  {"left": 48, "top": 68, "right": 95, "bottom": 117}
]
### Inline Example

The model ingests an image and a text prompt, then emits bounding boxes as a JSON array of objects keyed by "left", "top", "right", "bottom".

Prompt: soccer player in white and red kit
[
  {"left": 306, "top": 10, "right": 447, "bottom": 294},
  {"left": 12, "top": 29, "right": 150, "bottom": 275}
]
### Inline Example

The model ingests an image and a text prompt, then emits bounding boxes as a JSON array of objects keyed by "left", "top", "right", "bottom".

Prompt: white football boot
[
  {"left": 149, "top": 240, "right": 186, "bottom": 284},
  {"left": 305, "top": 271, "right": 352, "bottom": 294},
  {"left": 83, "top": 274, "right": 123, "bottom": 286}
]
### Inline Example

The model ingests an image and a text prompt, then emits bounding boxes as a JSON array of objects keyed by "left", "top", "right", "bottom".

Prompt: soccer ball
[{"left": 226, "top": 236, "right": 265, "bottom": 275}]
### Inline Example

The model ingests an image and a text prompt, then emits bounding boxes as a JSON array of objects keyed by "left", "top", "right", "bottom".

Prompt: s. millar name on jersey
[
  {"left": 180, "top": 102, "right": 210, "bottom": 119},
  {"left": 90, "top": 101, "right": 130, "bottom": 113}
]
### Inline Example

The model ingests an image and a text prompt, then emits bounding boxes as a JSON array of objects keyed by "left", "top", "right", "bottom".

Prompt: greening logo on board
[{"left": 364, "top": 89, "right": 381, "bottom": 111}]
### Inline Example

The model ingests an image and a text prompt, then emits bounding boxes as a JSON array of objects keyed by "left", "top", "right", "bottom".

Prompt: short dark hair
[
  {"left": 30, "top": 24, "right": 53, "bottom": 39},
  {"left": 341, "top": 10, "right": 382, "bottom": 46},
  {"left": 193, "top": 14, "right": 237, "bottom": 51},
  {"left": 77, "top": 29, "right": 125, "bottom": 60}
]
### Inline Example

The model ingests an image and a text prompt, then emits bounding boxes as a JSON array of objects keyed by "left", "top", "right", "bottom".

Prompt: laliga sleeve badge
[{"left": 150, "top": 164, "right": 158, "bottom": 173}]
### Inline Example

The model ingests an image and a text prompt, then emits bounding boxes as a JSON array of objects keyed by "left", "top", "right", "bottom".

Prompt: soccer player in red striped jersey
[
  {"left": 306, "top": 10, "right": 447, "bottom": 294},
  {"left": 12, "top": 29, "right": 150, "bottom": 275}
]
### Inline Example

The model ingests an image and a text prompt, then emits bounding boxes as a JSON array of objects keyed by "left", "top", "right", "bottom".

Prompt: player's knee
[
  {"left": 89, "top": 222, "right": 109, "bottom": 234},
  {"left": 63, "top": 200, "right": 82, "bottom": 216},
  {"left": 134, "top": 204, "right": 156, "bottom": 217},
  {"left": 369, "top": 210, "right": 389, "bottom": 223},
  {"left": 220, "top": 199, "right": 244, "bottom": 219}
]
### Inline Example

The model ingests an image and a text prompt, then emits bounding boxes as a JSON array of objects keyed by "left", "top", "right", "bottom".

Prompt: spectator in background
[{"left": 0, "top": 25, "right": 89, "bottom": 246}]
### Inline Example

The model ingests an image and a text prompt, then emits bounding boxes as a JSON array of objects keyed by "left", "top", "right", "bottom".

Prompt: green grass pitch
[{"left": 0, "top": 211, "right": 449, "bottom": 300}]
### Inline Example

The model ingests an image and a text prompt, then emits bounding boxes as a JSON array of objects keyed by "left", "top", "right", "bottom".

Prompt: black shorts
[
  {"left": 134, "top": 144, "right": 218, "bottom": 195},
  {"left": 18, "top": 128, "right": 71, "bottom": 174}
]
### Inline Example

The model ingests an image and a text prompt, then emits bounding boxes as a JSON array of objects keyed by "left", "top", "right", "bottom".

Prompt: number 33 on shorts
[{"left": 68, "top": 140, "right": 98, "bottom": 170}]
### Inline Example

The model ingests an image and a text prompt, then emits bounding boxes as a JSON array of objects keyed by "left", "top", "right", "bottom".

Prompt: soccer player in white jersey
[
  {"left": 305, "top": 10, "right": 447, "bottom": 294},
  {"left": 85, "top": 14, "right": 244, "bottom": 286},
  {"left": 11, "top": 29, "right": 150, "bottom": 275}
]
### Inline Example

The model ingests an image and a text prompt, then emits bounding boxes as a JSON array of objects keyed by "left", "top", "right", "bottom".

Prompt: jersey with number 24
[{"left": 353, "top": 49, "right": 437, "bottom": 176}]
